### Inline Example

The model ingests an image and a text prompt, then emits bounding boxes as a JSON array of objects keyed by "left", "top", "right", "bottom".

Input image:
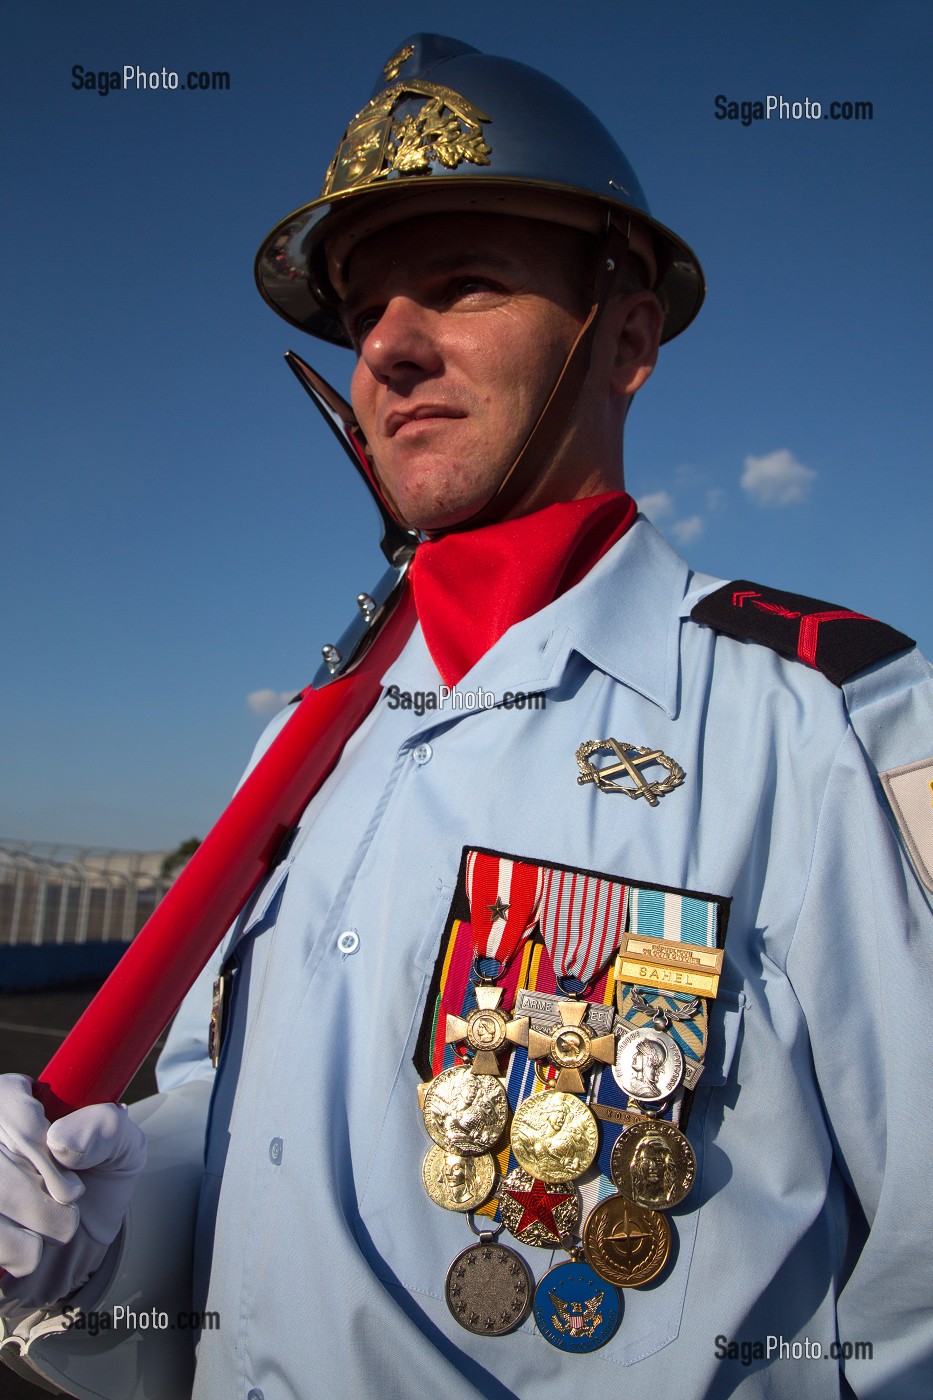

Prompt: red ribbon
[
  {"left": 465, "top": 851, "right": 544, "bottom": 968},
  {"left": 410, "top": 492, "right": 636, "bottom": 686}
]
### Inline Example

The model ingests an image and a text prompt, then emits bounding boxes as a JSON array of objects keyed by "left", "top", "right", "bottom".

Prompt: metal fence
[{"left": 0, "top": 841, "right": 176, "bottom": 947}]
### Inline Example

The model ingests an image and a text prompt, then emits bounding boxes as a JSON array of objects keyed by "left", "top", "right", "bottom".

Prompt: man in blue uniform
[{"left": 1, "top": 32, "right": 932, "bottom": 1400}]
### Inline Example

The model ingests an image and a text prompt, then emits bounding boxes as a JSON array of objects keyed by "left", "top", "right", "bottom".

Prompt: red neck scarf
[{"left": 408, "top": 491, "right": 637, "bottom": 686}]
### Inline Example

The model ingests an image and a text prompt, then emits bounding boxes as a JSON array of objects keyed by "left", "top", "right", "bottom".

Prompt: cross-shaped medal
[
  {"left": 526, "top": 999, "right": 616, "bottom": 1093},
  {"left": 445, "top": 985, "right": 529, "bottom": 1076}
]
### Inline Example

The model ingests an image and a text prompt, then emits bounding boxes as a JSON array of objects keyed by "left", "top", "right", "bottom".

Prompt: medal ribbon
[
  {"left": 464, "top": 851, "right": 544, "bottom": 967},
  {"left": 615, "top": 885, "right": 720, "bottom": 1073},
  {"left": 628, "top": 885, "right": 718, "bottom": 947},
  {"left": 538, "top": 866, "right": 629, "bottom": 987},
  {"left": 420, "top": 869, "right": 728, "bottom": 1239},
  {"left": 616, "top": 987, "right": 708, "bottom": 1066}
]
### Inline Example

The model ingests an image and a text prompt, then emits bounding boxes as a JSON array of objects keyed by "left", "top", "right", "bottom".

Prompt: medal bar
[{"left": 615, "top": 933, "right": 724, "bottom": 1000}]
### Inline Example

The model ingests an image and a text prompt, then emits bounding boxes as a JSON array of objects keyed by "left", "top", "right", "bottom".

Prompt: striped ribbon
[
  {"left": 616, "top": 987, "right": 708, "bottom": 1067},
  {"left": 628, "top": 885, "right": 718, "bottom": 946},
  {"left": 616, "top": 885, "right": 719, "bottom": 1072},
  {"left": 421, "top": 868, "right": 723, "bottom": 1221},
  {"left": 538, "top": 866, "right": 629, "bottom": 987},
  {"left": 464, "top": 851, "right": 544, "bottom": 967}
]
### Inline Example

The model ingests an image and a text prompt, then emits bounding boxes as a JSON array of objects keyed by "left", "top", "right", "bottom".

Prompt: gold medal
[
  {"left": 422, "top": 1145, "right": 496, "bottom": 1212},
  {"left": 444, "top": 984, "right": 529, "bottom": 1076},
  {"left": 510, "top": 1091, "right": 599, "bottom": 1184},
  {"left": 525, "top": 999, "right": 616, "bottom": 1093},
  {"left": 582, "top": 1196, "right": 670, "bottom": 1287},
  {"left": 610, "top": 1119, "right": 696, "bottom": 1210},
  {"left": 421, "top": 1065, "right": 509, "bottom": 1156}
]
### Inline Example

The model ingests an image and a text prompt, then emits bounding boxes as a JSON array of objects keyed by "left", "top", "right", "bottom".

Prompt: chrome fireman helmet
[{"left": 255, "top": 33, "right": 704, "bottom": 345}]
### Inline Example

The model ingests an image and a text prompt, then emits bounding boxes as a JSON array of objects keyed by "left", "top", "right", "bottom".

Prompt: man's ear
[{"left": 608, "top": 290, "right": 664, "bottom": 398}]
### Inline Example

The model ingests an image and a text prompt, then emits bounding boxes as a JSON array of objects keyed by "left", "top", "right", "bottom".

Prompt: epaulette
[{"left": 690, "top": 580, "right": 915, "bottom": 686}]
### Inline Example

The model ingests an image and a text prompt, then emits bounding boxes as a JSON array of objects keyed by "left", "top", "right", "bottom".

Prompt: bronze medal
[
  {"left": 445, "top": 1240, "right": 533, "bottom": 1336},
  {"left": 510, "top": 1091, "right": 599, "bottom": 1184},
  {"left": 422, "top": 1146, "right": 496, "bottom": 1212},
  {"left": 422, "top": 1065, "right": 509, "bottom": 1156},
  {"left": 498, "top": 1167, "right": 579, "bottom": 1248},
  {"left": 582, "top": 1196, "right": 671, "bottom": 1287},
  {"left": 610, "top": 1119, "right": 696, "bottom": 1210}
]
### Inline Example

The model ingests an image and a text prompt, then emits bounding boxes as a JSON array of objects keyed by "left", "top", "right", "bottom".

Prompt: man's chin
[
  {"left": 407, "top": 499, "right": 488, "bottom": 535},
  {"left": 381, "top": 473, "right": 499, "bottom": 535}
]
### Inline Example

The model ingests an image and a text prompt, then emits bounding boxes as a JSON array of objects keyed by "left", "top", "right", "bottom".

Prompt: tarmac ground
[{"left": 0, "top": 982, "right": 165, "bottom": 1399}]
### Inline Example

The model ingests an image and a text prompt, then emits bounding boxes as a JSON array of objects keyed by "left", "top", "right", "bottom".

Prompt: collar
[
  {"left": 409, "top": 492, "right": 637, "bottom": 687},
  {"left": 385, "top": 517, "right": 693, "bottom": 719}
]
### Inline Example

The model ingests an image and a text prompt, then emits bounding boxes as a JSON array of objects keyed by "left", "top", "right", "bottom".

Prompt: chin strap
[{"left": 286, "top": 220, "right": 630, "bottom": 539}]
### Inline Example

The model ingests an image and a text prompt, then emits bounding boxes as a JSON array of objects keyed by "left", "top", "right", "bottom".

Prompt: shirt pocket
[
  {"left": 598, "top": 986, "right": 746, "bottom": 1366},
  {"left": 355, "top": 881, "right": 493, "bottom": 1306},
  {"left": 357, "top": 933, "right": 747, "bottom": 1363}
]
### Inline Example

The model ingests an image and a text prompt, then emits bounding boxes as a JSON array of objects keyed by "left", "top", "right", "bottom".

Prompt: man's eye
[
  {"left": 352, "top": 310, "right": 381, "bottom": 342},
  {"left": 452, "top": 277, "right": 491, "bottom": 298}
]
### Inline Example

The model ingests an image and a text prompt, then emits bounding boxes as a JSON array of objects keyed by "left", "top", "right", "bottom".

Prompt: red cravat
[{"left": 409, "top": 492, "right": 637, "bottom": 686}]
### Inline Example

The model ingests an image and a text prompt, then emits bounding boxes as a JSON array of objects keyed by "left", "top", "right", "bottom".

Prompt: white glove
[{"left": 0, "top": 1073, "right": 147, "bottom": 1312}]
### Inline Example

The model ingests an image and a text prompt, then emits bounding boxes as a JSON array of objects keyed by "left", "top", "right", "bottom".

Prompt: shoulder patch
[
  {"left": 690, "top": 581, "right": 914, "bottom": 686},
  {"left": 880, "top": 758, "right": 933, "bottom": 893}
]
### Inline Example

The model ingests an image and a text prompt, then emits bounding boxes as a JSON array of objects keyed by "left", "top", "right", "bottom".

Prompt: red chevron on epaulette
[{"left": 691, "top": 580, "right": 915, "bottom": 686}]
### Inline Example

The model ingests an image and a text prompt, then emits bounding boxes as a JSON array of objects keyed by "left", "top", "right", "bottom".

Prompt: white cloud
[
  {"left": 247, "top": 688, "right": 295, "bottom": 717},
  {"left": 741, "top": 450, "right": 817, "bottom": 507},
  {"left": 672, "top": 515, "right": 705, "bottom": 545},
  {"left": 638, "top": 490, "right": 675, "bottom": 521}
]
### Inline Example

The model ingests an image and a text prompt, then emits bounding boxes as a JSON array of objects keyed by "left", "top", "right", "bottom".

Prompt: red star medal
[{"left": 498, "top": 1167, "right": 579, "bottom": 1248}]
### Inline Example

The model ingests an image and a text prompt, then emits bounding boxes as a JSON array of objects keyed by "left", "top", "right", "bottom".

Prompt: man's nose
[{"left": 358, "top": 296, "right": 442, "bottom": 383}]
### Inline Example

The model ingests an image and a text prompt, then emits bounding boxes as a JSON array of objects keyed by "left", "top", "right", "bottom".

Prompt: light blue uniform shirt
[{"left": 158, "top": 518, "right": 933, "bottom": 1399}]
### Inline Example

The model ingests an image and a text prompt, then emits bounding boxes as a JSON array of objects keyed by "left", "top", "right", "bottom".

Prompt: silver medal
[{"left": 612, "top": 1025, "right": 683, "bottom": 1102}]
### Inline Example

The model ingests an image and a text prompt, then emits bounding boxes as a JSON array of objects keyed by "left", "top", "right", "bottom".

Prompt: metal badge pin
[
  {"left": 576, "top": 739, "right": 685, "bottom": 804},
  {"left": 609, "top": 1119, "right": 696, "bottom": 1210},
  {"left": 498, "top": 1167, "right": 580, "bottom": 1248},
  {"left": 510, "top": 1091, "right": 599, "bottom": 1183},
  {"left": 422, "top": 1145, "right": 496, "bottom": 1213},
  {"left": 582, "top": 1196, "right": 671, "bottom": 1288},
  {"left": 612, "top": 1025, "right": 684, "bottom": 1103},
  {"left": 524, "top": 998, "right": 616, "bottom": 1093},
  {"left": 445, "top": 984, "right": 529, "bottom": 1077}
]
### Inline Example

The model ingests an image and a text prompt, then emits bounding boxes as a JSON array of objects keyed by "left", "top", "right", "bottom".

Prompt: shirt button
[
  {"left": 247, "top": 1391, "right": 264, "bottom": 1400},
  {"left": 412, "top": 742, "right": 433, "bottom": 765},
  {"left": 337, "top": 929, "right": 360, "bottom": 955},
  {"left": 269, "top": 1138, "right": 283, "bottom": 1165}
]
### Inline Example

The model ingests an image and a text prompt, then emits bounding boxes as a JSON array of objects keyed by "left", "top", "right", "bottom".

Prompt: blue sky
[{"left": 3, "top": 0, "right": 930, "bottom": 849}]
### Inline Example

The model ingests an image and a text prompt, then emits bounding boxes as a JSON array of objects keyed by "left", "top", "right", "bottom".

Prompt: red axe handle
[{"left": 34, "top": 583, "right": 416, "bottom": 1121}]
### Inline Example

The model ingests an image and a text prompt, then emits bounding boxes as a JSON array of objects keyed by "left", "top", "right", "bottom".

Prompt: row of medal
[{"left": 418, "top": 980, "right": 701, "bottom": 1352}]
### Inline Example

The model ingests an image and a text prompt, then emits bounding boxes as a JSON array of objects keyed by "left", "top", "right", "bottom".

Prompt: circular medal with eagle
[{"left": 533, "top": 1258, "right": 621, "bottom": 1351}]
